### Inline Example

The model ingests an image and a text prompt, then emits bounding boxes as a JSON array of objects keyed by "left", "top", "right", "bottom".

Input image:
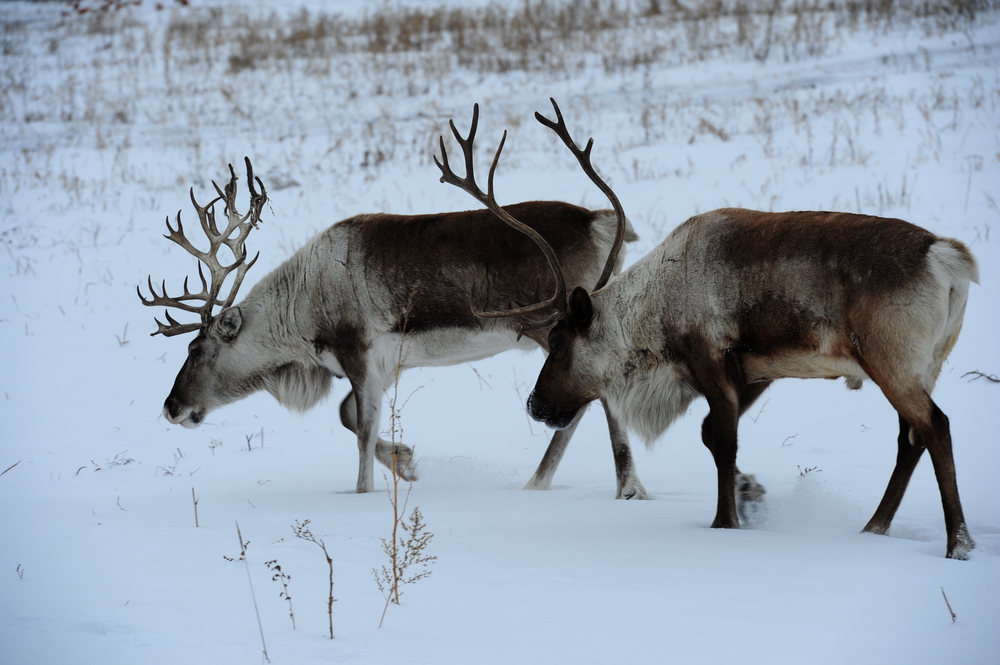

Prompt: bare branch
[{"left": 962, "top": 370, "right": 999, "bottom": 383}]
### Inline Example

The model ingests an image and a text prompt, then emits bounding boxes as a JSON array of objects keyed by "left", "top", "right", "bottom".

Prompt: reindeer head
[
  {"left": 436, "top": 99, "right": 625, "bottom": 429},
  {"left": 139, "top": 158, "right": 269, "bottom": 427}
]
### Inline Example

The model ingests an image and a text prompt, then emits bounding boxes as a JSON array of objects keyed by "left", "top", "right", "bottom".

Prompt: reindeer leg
[
  {"left": 733, "top": 382, "right": 770, "bottom": 521},
  {"left": 701, "top": 381, "right": 771, "bottom": 525},
  {"left": 339, "top": 391, "right": 416, "bottom": 482},
  {"left": 863, "top": 415, "right": 924, "bottom": 536},
  {"left": 702, "top": 392, "right": 741, "bottom": 529},
  {"left": 523, "top": 399, "right": 646, "bottom": 499},
  {"left": 868, "top": 391, "right": 973, "bottom": 559},
  {"left": 922, "top": 402, "right": 973, "bottom": 559},
  {"left": 347, "top": 379, "right": 389, "bottom": 493},
  {"left": 523, "top": 403, "right": 587, "bottom": 491},
  {"left": 602, "top": 399, "right": 646, "bottom": 500}
]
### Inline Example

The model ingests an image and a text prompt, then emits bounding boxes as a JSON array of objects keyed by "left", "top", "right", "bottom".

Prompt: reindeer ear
[
  {"left": 567, "top": 286, "right": 593, "bottom": 332},
  {"left": 217, "top": 307, "right": 243, "bottom": 342}
]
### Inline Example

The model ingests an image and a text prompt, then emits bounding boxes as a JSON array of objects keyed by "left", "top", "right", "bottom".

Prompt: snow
[{"left": 2, "top": 1, "right": 999, "bottom": 663}]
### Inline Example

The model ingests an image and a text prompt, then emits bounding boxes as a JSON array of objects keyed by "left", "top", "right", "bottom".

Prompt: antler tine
[
  {"left": 437, "top": 105, "right": 569, "bottom": 324},
  {"left": 434, "top": 103, "right": 490, "bottom": 207},
  {"left": 224, "top": 163, "right": 238, "bottom": 211},
  {"left": 535, "top": 97, "right": 628, "bottom": 291},
  {"left": 154, "top": 309, "right": 202, "bottom": 337},
  {"left": 191, "top": 186, "right": 224, "bottom": 240},
  {"left": 214, "top": 159, "right": 267, "bottom": 260},
  {"left": 244, "top": 156, "right": 266, "bottom": 230},
  {"left": 137, "top": 269, "right": 210, "bottom": 311},
  {"left": 219, "top": 250, "right": 260, "bottom": 311}
]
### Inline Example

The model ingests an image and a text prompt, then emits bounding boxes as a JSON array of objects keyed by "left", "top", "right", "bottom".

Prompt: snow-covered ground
[{"left": 2, "top": 2, "right": 999, "bottom": 663}]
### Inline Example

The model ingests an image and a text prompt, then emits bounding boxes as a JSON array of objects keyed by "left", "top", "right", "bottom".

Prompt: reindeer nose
[
  {"left": 527, "top": 391, "right": 556, "bottom": 427},
  {"left": 528, "top": 390, "right": 578, "bottom": 430},
  {"left": 164, "top": 395, "right": 183, "bottom": 419},
  {"left": 526, "top": 391, "right": 542, "bottom": 420}
]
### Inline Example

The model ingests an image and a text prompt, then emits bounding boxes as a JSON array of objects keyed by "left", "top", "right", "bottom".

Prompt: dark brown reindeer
[
  {"left": 139, "top": 138, "right": 647, "bottom": 497},
  {"left": 442, "top": 98, "right": 978, "bottom": 560}
]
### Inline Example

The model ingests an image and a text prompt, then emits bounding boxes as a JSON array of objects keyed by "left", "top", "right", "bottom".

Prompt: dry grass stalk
[
  {"left": 373, "top": 300, "right": 436, "bottom": 628},
  {"left": 292, "top": 519, "right": 336, "bottom": 639}
]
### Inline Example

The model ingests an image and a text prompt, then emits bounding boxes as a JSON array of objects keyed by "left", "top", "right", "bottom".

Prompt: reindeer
[
  {"left": 440, "top": 98, "right": 978, "bottom": 560},
  {"left": 139, "top": 132, "right": 647, "bottom": 498}
]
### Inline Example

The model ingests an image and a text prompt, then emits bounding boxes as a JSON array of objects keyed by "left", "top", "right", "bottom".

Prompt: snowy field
[{"left": 2, "top": 1, "right": 999, "bottom": 663}]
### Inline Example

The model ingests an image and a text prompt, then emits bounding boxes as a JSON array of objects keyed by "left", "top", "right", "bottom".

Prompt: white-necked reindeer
[
  {"left": 140, "top": 134, "right": 647, "bottom": 497},
  {"left": 441, "top": 98, "right": 978, "bottom": 560}
]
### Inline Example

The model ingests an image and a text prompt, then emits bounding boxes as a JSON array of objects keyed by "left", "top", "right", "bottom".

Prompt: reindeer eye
[
  {"left": 189, "top": 346, "right": 202, "bottom": 361},
  {"left": 549, "top": 339, "right": 560, "bottom": 352}
]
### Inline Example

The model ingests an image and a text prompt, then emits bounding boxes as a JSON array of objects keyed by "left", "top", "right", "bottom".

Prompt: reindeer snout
[
  {"left": 163, "top": 396, "right": 183, "bottom": 421},
  {"left": 163, "top": 396, "right": 201, "bottom": 428},
  {"left": 527, "top": 390, "right": 576, "bottom": 430}
]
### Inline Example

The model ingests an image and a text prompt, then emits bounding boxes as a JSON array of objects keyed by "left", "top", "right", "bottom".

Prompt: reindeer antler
[
  {"left": 435, "top": 104, "right": 569, "bottom": 328},
  {"left": 435, "top": 100, "right": 627, "bottom": 332},
  {"left": 534, "top": 98, "right": 627, "bottom": 291},
  {"left": 138, "top": 157, "right": 267, "bottom": 337}
]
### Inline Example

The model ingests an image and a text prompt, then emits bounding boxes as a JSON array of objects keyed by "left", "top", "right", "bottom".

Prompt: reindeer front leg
[
  {"left": 524, "top": 404, "right": 587, "bottom": 491},
  {"left": 524, "top": 399, "right": 645, "bottom": 499},
  {"left": 700, "top": 376, "right": 772, "bottom": 526},
  {"left": 701, "top": 387, "right": 742, "bottom": 529},
  {"left": 339, "top": 390, "right": 416, "bottom": 483},
  {"left": 602, "top": 399, "right": 646, "bottom": 500},
  {"left": 348, "top": 378, "right": 386, "bottom": 493}
]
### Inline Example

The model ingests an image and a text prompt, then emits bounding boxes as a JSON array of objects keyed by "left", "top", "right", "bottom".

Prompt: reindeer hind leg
[
  {"left": 868, "top": 380, "right": 972, "bottom": 559},
  {"left": 863, "top": 415, "right": 923, "bottom": 535}
]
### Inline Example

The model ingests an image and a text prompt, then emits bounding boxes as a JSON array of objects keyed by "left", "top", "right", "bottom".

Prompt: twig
[
  {"left": 191, "top": 488, "right": 199, "bottom": 527},
  {"left": 469, "top": 364, "right": 492, "bottom": 389},
  {"left": 510, "top": 369, "right": 537, "bottom": 436},
  {"left": 265, "top": 560, "right": 296, "bottom": 630},
  {"left": 235, "top": 522, "right": 269, "bottom": 662},
  {"left": 115, "top": 322, "right": 129, "bottom": 347},
  {"left": 749, "top": 398, "right": 770, "bottom": 423},
  {"left": 292, "top": 520, "right": 336, "bottom": 639},
  {"left": 941, "top": 587, "right": 956, "bottom": 623},
  {"left": 961, "top": 370, "right": 999, "bottom": 383},
  {"left": 0, "top": 460, "right": 20, "bottom": 477}
]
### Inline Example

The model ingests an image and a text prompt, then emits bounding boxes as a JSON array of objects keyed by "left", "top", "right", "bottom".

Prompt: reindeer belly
[
  {"left": 742, "top": 351, "right": 869, "bottom": 385},
  {"left": 374, "top": 327, "right": 536, "bottom": 369}
]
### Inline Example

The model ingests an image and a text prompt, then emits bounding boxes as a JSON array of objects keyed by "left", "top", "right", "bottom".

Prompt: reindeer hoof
[
  {"left": 376, "top": 442, "right": 417, "bottom": 481},
  {"left": 947, "top": 527, "right": 974, "bottom": 560},
  {"left": 397, "top": 460, "right": 418, "bottom": 483},
  {"left": 616, "top": 477, "right": 648, "bottom": 500},
  {"left": 736, "top": 473, "right": 766, "bottom": 526},
  {"left": 522, "top": 475, "right": 552, "bottom": 491}
]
